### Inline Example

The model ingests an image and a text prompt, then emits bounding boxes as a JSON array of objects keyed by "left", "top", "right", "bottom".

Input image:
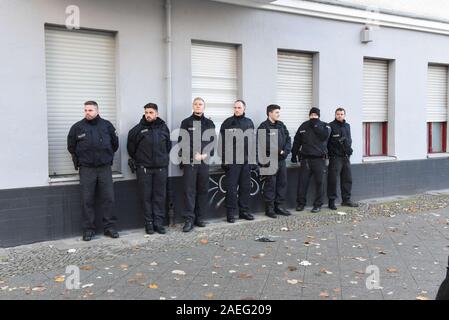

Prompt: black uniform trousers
[
  {"left": 327, "top": 156, "right": 352, "bottom": 203},
  {"left": 262, "top": 160, "right": 287, "bottom": 206},
  {"left": 79, "top": 165, "right": 117, "bottom": 232},
  {"left": 183, "top": 163, "right": 210, "bottom": 223},
  {"left": 297, "top": 158, "right": 326, "bottom": 208},
  {"left": 136, "top": 167, "right": 168, "bottom": 227},
  {"left": 225, "top": 164, "right": 251, "bottom": 216}
]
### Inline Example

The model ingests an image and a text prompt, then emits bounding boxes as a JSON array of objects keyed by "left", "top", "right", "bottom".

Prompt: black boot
[
  {"left": 265, "top": 203, "right": 277, "bottom": 219},
  {"left": 239, "top": 211, "right": 255, "bottom": 221},
  {"left": 227, "top": 212, "right": 236, "bottom": 223},
  {"left": 195, "top": 220, "right": 207, "bottom": 228},
  {"left": 104, "top": 229, "right": 120, "bottom": 239},
  {"left": 311, "top": 206, "right": 321, "bottom": 213},
  {"left": 154, "top": 225, "right": 167, "bottom": 235},
  {"left": 341, "top": 200, "right": 359, "bottom": 208},
  {"left": 145, "top": 223, "right": 155, "bottom": 235},
  {"left": 328, "top": 200, "right": 337, "bottom": 211},
  {"left": 83, "top": 230, "right": 95, "bottom": 242},
  {"left": 275, "top": 205, "right": 291, "bottom": 216},
  {"left": 183, "top": 220, "right": 194, "bottom": 233}
]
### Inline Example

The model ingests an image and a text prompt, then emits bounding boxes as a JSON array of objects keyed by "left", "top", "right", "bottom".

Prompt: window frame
[
  {"left": 427, "top": 122, "right": 447, "bottom": 154},
  {"left": 364, "top": 122, "right": 388, "bottom": 157}
]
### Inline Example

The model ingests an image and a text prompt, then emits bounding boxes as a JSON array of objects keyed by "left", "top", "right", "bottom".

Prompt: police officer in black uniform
[
  {"left": 257, "top": 104, "right": 292, "bottom": 219},
  {"left": 291, "top": 107, "right": 331, "bottom": 213},
  {"left": 67, "top": 101, "right": 119, "bottom": 242},
  {"left": 327, "top": 108, "right": 359, "bottom": 210},
  {"left": 127, "top": 103, "right": 172, "bottom": 235},
  {"left": 178, "top": 97, "right": 216, "bottom": 233},
  {"left": 220, "top": 100, "right": 256, "bottom": 223}
]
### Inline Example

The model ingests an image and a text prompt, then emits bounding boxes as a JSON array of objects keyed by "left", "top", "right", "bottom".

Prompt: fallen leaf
[
  {"left": 431, "top": 213, "right": 441, "bottom": 217},
  {"left": 172, "top": 270, "right": 186, "bottom": 276},
  {"left": 32, "top": 286, "right": 46, "bottom": 292},
  {"left": 54, "top": 276, "right": 65, "bottom": 283},
  {"left": 287, "top": 279, "right": 303, "bottom": 285},
  {"left": 200, "top": 239, "right": 209, "bottom": 245},
  {"left": 416, "top": 296, "right": 430, "bottom": 300},
  {"left": 288, "top": 266, "right": 298, "bottom": 272},
  {"left": 119, "top": 264, "right": 129, "bottom": 269},
  {"left": 205, "top": 292, "right": 214, "bottom": 299},
  {"left": 238, "top": 273, "right": 253, "bottom": 279},
  {"left": 148, "top": 284, "right": 158, "bottom": 289},
  {"left": 319, "top": 291, "right": 329, "bottom": 298},
  {"left": 320, "top": 268, "right": 333, "bottom": 275},
  {"left": 80, "top": 266, "right": 95, "bottom": 271},
  {"left": 255, "top": 236, "right": 276, "bottom": 242},
  {"left": 378, "top": 251, "right": 387, "bottom": 255},
  {"left": 354, "top": 257, "right": 367, "bottom": 262},
  {"left": 387, "top": 267, "right": 398, "bottom": 273}
]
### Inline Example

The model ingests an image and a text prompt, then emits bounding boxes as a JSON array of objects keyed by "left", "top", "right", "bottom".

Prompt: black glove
[
  {"left": 291, "top": 155, "right": 298, "bottom": 164},
  {"left": 71, "top": 154, "right": 79, "bottom": 171},
  {"left": 279, "top": 150, "right": 288, "bottom": 160},
  {"left": 258, "top": 162, "right": 270, "bottom": 168},
  {"left": 128, "top": 158, "right": 137, "bottom": 174},
  {"left": 344, "top": 146, "right": 353, "bottom": 156},
  {"left": 338, "top": 136, "right": 347, "bottom": 144},
  {"left": 338, "top": 137, "right": 353, "bottom": 156}
]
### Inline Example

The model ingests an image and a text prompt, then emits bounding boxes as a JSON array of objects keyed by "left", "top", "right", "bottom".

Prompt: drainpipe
[
  {"left": 165, "top": 0, "right": 175, "bottom": 225},
  {"left": 165, "top": 0, "right": 172, "bottom": 132}
]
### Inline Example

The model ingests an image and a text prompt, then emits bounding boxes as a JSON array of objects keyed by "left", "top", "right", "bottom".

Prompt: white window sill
[
  {"left": 427, "top": 153, "right": 449, "bottom": 159},
  {"left": 48, "top": 173, "right": 124, "bottom": 185},
  {"left": 362, "top": 156, "right": 397, "bottom": 163}
]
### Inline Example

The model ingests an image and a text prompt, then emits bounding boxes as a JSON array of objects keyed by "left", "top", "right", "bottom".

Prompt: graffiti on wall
[{"left": 208, "top": 170, "right": 266, "bottom": 209}]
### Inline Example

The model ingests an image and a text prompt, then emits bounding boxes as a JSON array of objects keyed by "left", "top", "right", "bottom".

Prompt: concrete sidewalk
[{"left": 1, "top": 192, "right": 448, "bottom": 300}]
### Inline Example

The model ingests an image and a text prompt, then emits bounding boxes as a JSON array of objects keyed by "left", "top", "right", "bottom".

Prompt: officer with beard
[{"left": 127, "top": 103, "right": 172, "bottom": 235}]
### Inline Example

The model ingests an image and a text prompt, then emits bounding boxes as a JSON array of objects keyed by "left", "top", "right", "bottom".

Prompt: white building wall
[
  {"left": 1, "top": 0, "right": 449, "bottom": 190},
  {"left": 0, "top": 0, "right": 166, "bottom": 189}
]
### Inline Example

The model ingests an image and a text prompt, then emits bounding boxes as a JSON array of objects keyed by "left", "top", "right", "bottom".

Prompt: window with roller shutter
[
  {"left": 363, "top": 58, "right": 389, "bottom": 157},
  {"left": 427, "top": 64, "right": 448, "bottom": 154},
  {"left": 45, "top": 27, "right": 119, "bottom": 177},
  {"left": 276, "top": 51, "right": 313, "bottom": 139},
  {"left": 191, "top": 41, "right": 240, "bottom": 164}
]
